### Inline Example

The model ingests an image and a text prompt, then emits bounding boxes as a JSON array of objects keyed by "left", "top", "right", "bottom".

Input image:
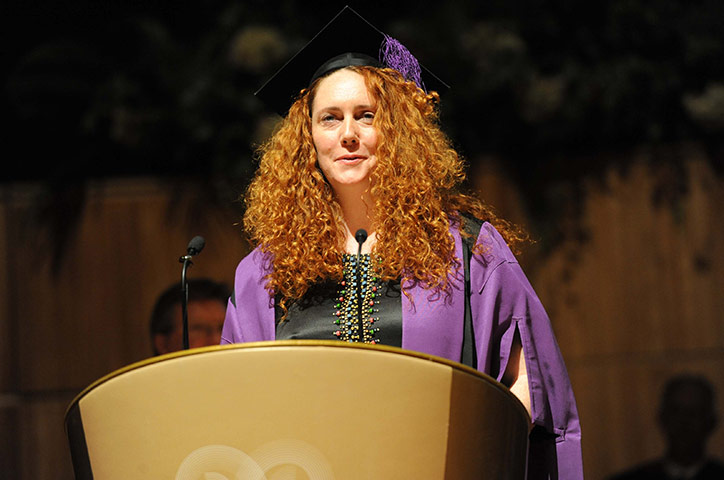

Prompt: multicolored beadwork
[{"left": 332, "top": 254, "right": 383, "bottom": 344}]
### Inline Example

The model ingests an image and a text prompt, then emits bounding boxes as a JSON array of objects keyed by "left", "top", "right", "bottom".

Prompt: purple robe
[{"left": 222, "top": 222, "right": 583, "bottom": 479}]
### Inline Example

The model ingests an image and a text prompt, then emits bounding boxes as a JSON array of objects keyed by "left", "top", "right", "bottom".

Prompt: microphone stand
[
  {"left": 178, "top": 236, "right": 205, "bottom": 350},
  {"left": 179, "top": 255, "right": 193, "bottom": 350},
  {"left": 354, "top": 229, "right": 368, "bottom": 342}
]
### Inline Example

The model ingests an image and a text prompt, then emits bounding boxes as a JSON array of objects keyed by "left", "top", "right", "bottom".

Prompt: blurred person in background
[
  {"left": 610, "top": 374, "right": 724, "bottom": 480},
  {"left": 150, "top": 278, "right": 230, "bottom": 355}
]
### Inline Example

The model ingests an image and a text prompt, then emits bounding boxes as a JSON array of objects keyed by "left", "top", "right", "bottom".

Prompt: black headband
[{"left": 309, "top": 53, "right": 383, "bottom": 86}]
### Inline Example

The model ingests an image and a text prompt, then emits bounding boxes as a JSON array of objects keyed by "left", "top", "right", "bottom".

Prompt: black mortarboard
[{"left": 254, "top": 5, "right": 449, "bottom": 116}]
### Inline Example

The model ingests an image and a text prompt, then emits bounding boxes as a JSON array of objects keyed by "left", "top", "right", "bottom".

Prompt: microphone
[
  {"left": 354, "top": 229, "right": 367, "bottom": 341},
  {"left": 187, "top": 235, "right": 205, "bottom": 255},
  {"left": 178, "top": 235, "right": 205, "bottom": 350},
  {"left": 179, "top": 235, "right": 205, "bottom": 262},
  {"left": 355, "top": 229, "right": 368, "bottom": 248}
]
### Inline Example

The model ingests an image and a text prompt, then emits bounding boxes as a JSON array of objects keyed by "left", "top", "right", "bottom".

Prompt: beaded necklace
[{"left": 332, "top": 254, "right": 383, "bottom": 344}]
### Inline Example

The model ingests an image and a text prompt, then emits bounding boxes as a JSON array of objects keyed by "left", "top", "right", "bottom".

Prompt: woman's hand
[{"left": 502, "top": 331, "right": 533, "bottom": 429}]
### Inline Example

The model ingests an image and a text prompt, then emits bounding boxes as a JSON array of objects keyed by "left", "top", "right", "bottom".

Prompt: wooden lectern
[{"left": 66, "top": 341, "right": 529, "bottom": 479}]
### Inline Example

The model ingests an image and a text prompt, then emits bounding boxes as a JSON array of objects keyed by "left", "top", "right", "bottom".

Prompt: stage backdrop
[{"left": 0, "top": 143, "right": 722, "bottom": 479}]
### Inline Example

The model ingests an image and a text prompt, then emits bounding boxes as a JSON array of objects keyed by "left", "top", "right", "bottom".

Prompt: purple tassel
[{"left": 379, "top": 34, "right": 426, "bottom": 92}]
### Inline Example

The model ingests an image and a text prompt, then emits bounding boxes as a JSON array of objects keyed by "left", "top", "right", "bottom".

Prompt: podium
[{"left": 66, "top": 341, "right": 529, "bottom": 479}]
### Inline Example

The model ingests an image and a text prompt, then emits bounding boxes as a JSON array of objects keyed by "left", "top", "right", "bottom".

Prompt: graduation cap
[{"left": 254, "top": 5, "right": 449, "bottom": 116}]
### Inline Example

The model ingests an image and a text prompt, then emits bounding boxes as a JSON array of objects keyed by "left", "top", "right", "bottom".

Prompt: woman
[{"left": 222, "top": 6, "right": 582, "bottom": 479}]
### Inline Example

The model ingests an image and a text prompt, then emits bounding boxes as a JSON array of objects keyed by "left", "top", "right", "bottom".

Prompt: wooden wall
[
  {"left": 530, "top": 148, "right": 724, "bottom": 478},
  {"left": 0, "top": 178, "right": 248, "bottom": 478},
  {"left": 1, "top": 145, "right": 722, "bottom": 478}
]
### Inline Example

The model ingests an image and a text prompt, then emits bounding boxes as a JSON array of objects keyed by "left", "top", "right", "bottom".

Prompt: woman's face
[{"left": 310, "top": 69, "right": 378, "bottom": 193}]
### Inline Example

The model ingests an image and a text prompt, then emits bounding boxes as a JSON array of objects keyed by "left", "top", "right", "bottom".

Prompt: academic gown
[{"left": 222, "top": 221, "right": 583, "bottom": 479}]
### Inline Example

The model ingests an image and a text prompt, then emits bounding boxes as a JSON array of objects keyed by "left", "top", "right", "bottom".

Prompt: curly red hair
[{"left": 243, "top": 66, "right": 527, "bottom": 308}]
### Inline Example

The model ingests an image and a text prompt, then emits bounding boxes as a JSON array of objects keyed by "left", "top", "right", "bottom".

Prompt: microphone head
[
  {"left": 187, "top": 235, "right": 206, "bottom": 256},
  {"left": 355, "top": 229, "right": 368, "bottom": 245}
]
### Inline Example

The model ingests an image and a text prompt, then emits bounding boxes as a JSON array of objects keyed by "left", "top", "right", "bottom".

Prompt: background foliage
[{"left": 4, "top": 0, "right": 723, "bottom": 251}]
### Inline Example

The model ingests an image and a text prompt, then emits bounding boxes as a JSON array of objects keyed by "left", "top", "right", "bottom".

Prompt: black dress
[{"left": 275, "top": 254, "right": 403, "bottom": 346}]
